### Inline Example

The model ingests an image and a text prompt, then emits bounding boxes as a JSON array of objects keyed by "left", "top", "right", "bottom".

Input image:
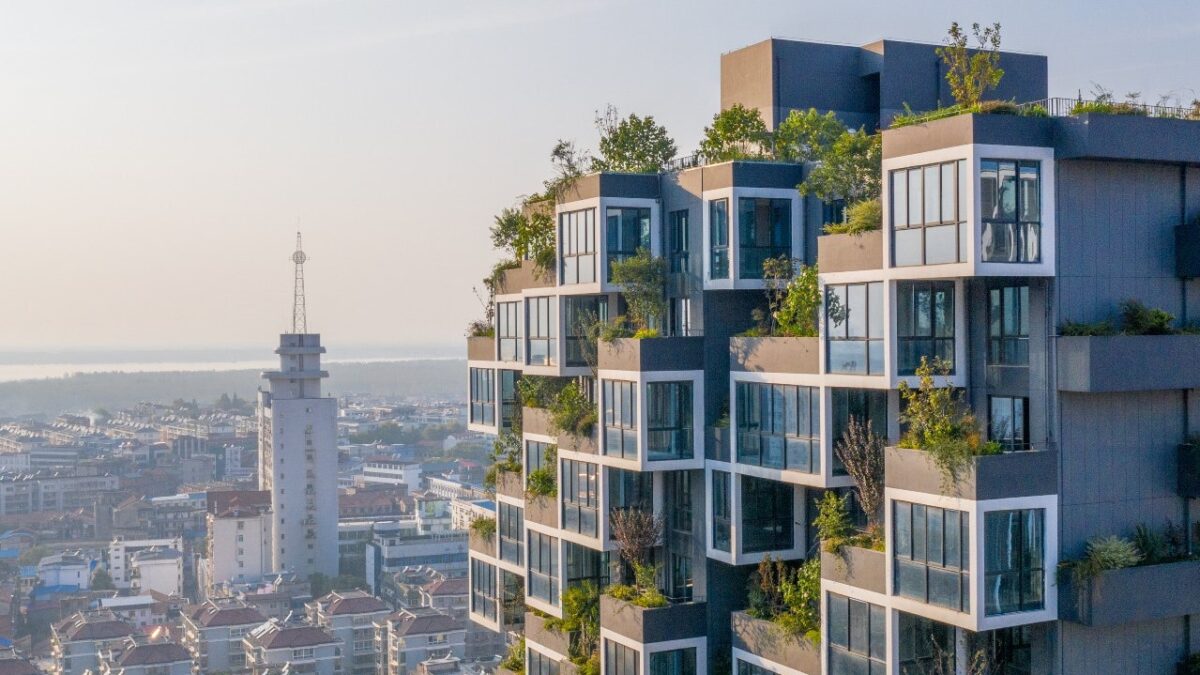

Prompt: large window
[
  {"left": 894, "top": 501, "right": 970, "bottom": 612},
  {"left": 827, "top": 593, "right": 886, "bottom": 675},
  {"left": 649, "top": 649, "right": 696, "bottom": 675},
  {"left": 830, "top": 388, "right": 888, "bottom": 475},
  {"left": 897, "top": 281, "right": 955, "bottom": 375},
  {"left": 739, "top": 197, "right": 792, "bottom": 279},
  {"left": 603, "top": 380, "right": 638, "bottom": 460},
  {"left": 528, "top": 531, "right": 559, "bottom": 605},
  {"left": 605, "top": 639, "right": 639, "bottom": 675},
  {"left": 469, "top": 368, "right": 495, "bottom": 425},
  {"left": 500, "top": 370, "right": 520, "bottom": 432},
  {"left": 712, "top": 470, "right": 731, "bottom": 552},
  {"left": 562, "top": 459, "right": 599, "bottom": 537},
  {"left": 741, "top": 475, "right": 794, "bottom": 554},
  {"left": 981, "top": 160, "right": 1041, "bottom": 263},
  {"left": 989, "top": 397, "right": 1029, "bottom": 452},
  {"left": 608, "top": 468, "right": 651, "bottom": 538},
  {"left": 565, "top": 541, "right": 610, "bottom": 590},
  {"left": 977, "top": 626, "right": 1033, "bottom": 675},
  {"left": 665, "top": 471, "right": 693, "bottom": 601},
  {"left": 647, "top": 382, "right": 693, "bottom": 461},
  {"left": 710, "top": 199, "right": 729, "bottom": 279},
  {"left": 497, "top": 301, "right": 520, "bottom": 362},
  {"left": 989, "top": 285, "right": 1029, "bottom": 365},
  {"left": 736, "top": 382, "right": 820, "bottom": 473},
  {"left": 826, "top": 282, "right": 884, "bottom": 375},
  {"left": 984, "top": 509, "right": 1044, "bottom": 616},
  {"left": 897, "top": 612, "right": 955, "bottom": 674},
  {"left": 892, "top": 159, "right": 967, "bottom": 266},
  {"left": 607, "top": 207, "right": 651, "bottom": 278},
  {"left": 527, "top": 297, "right": 557, "bottom": 366},
  {"left": 499, "top": 502, "right": 524, "bottom": 565},
  {"left": 529, "top": 649, "right": 560, "bottom": 675},
  {"left": 527, "top": 440, "right": 554, "bottom": 473},
  {"left": 565, "top": 296, "right": 608, "bottom": 367},
  {"left": 668, "top": 209, "right": 690, "bottom": 273},
  {"left": 561, "top": 208, "right": 597, "bottom": 284},
  {"left": 471, "top": 559, "right": 497, "bottom": 621}
]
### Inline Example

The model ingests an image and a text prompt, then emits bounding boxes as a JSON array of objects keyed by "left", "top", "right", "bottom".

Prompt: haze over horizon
[{"left": 3, "top": 0, "right": 1197, "bottom": 351}]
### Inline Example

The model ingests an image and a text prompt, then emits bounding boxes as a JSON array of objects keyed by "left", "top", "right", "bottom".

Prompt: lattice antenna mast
[{"left": 292, "top": 232, "right": 308, "bottom": 333}]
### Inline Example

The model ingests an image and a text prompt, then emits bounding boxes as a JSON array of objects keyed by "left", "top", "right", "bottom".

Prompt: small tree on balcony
[
  {"left": 608, "top": 508, "right": 667, "bottom": 607},
  {"left": 936, "top": 22, "right": 1005, "bottom": 109},
  {"left": 835, "top": 416, "right": 886, "bottom": 533},
  {"left": 609, "top": 248, "right": 666, "bottom": 335}
]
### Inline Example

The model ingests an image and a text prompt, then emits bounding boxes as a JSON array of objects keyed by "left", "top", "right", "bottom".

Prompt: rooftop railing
[{"left": 1022, "top": 97, "right": 1200, "bottom": 119}]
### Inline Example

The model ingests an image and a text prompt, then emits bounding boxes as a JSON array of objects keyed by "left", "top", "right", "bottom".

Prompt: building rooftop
[
  {"left": 318, "top": 590, "right": 389, "bottom": 616},
  {"left": 387, "top": 608, "right": 461, "bottom": 637},
  {"left": 188, "top": 599, "right": 266, "bottom": 628},
  {"left": 114, "top": 641, "right": 191, "bottom": 667},
  {"left": 55, "top": 611, "right": 135, "bottom": 642},
  {"left": 245, "top": 620, "right": 339, "bottom": 650}
]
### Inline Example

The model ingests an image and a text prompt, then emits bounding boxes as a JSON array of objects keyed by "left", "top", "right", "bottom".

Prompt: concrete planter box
[
  {"left": 730, "top": 336, "right": 819, "bottom": 374},
  {"left": 558, "top": 431, "right": 598, "bottom": 455},
  {"left": 525, "top": 611, "right": 570, "bottom": 657},
  {"left": 496, "top": 471, "right": 524, "bottom": 500},
  {"left": 497, "top": 260, "right": 555, "bottom": 295},
  {"left": 600, "top": 595, "right": 707, "bottom": 644},
  {"left": 817, "top": 230, "right": 883, "bottom": 273},
  {"left": 523, "top": 407, "right": 555, "bottom": 438},
  {"left": 467, "top": 336, "right": 494, "bottom": 361},
  {"left": 468, "top": 529, "right": 495, "bottom": 557},
  {"left": 526, "top": 495, "right": 558, "bottom": 528},
  {"left": 821, "top": 546, "right": 887, "bottom": 595},
  {"left": 1061, "top": 559, "right": 1200, "bottom": 626},
  {"left": 730, "top": 611, "right": 820, "bottom": 675},
  {"left": 597, "top": 337, "right": 704, "bottom": 372},
  {"left": 1057, "top": 335, "right": 1200, "bottom": 392},
  {"left": 884, "top": 446, "right": 1058, "bottom": 500}
]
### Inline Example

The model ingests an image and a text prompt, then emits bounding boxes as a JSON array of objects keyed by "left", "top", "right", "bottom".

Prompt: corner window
[
  {"left": 603, "top": 380, "right": 638, "bottom": 460},
  {"left": 896, "top": 281, "right": 955, "bottom": 375},
  {"left": 607, "top": 207, "right": 651, "bottom": 279},
  {"left": 529, "top": 649, "right": 560, "bottom": 675},
  {"left": 989, "top": 396, "right": 1029, "bottom": 452},
  {"left": 709, "top": 199, "right": 729, "bottom": 279},
  {"left": 528, "top": 531, "right": 559, "bottom": 604},
  {"left": 565, "top": 296, "right": 608, "bottom": 367},
  {"left": 712, "top": 470, "right": 731, "bottom": 552},
  {"left": 498, "top": 503, "right": 524, "bottom": 565},
  {"left": 892, "top": 160, "right": 967, "bottom": 266},
  {"left": 826, "top": 282, "right": 884, "bottom": 375},
  {"left": 469, "top": 368, "right": 495, "bottom": 426},
  {"left": 470, "top": 558, "right": 497, "bottom": 621},
  {"left": 740, "top": 475, "right": 793, "bottom": 554},
  {"left": 893, "top": 501, "right": 970, "bottom": 612},
  {"left": 647, "top": 381, "right": 693, "bottom": 461},
  {"left": 981, "top": 160, "right": 1041, "bottom": 263},
  {"left": 560, "top": 209, "right": 596, "bottom": 284},
  {"left": 988, "top": 285, "right": 1029, "bottom": 365},
  {"left": 735, "top": 382, "right": 820, "bottom": 473},
  {"left": 526, "top": 297, "right": 557, "bottom": 366},
  {"left": 605, "top": 639, "right": 639, "bottom": 675},
  {"left": 738, "top": 197, "right": 792, "bottom": 279},
  {"left": 984, "top": 509, "right": 1044, "bottom": 616},
  {"left": 497, "top": 301, "right": 520, "bottom": 362},
  {"left": 827, "top": 593, "right": 886, "bottom": 673},
  {"left": 499, "top": 370, "right": 520, "bottom": 432}
]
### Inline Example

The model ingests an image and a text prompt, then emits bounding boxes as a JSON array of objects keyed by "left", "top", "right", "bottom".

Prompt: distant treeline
[{"left": 0, "top": 359, "right": 466, "bottom": 417}]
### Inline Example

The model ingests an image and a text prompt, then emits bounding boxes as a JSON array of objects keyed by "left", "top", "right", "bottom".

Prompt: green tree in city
[
  {"left": 592, "top": 105, "right": 677, "bottom": 174},
  {"left": 772, "top": 108, "right": 844, "bottom": 163},
  {"left": 699, "top": 103, "right": 769, "bottom": 161},
  {"left": 798, "top": 129, "right": 882, "bottom": 206},
  {"left": 936, "top": 22, "right": 1005, "bottom": 108}
]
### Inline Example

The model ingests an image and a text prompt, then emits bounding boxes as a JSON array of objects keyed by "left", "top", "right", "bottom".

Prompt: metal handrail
[{"left": 1020, "top": 97, "right": 1199, "bottom": 119}]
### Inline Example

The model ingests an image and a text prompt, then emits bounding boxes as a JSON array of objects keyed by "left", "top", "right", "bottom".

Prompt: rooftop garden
[{"left": 1059, "top": 299, "right": 1200, "bottom": 336}]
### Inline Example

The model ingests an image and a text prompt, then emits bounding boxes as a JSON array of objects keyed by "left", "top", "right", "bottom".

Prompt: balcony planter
[
  {"left": 821, "top": 545, "right": 887, "bottom": 595},
  {"left": 525, "top": 611, "right": 570, "bottom": 657},
  {"left": 1057, "top": 335, "right": 1200, "bottom": 392},
  {"left": 526, "top": 495, "right": 558, "bottom": 528},
  {"left": 523, "top": 407, "right": 555, "bottom": 438},
  {"left": 558, "top": 431, "right": 598, "bottom": 455},
  {"left": 817, "top": 230, "right": 884, "bottom": 273},
  {"left": 1179, "top": 443, "right": 1200, "bottom": 498},
  {"left": 468, "top": 529, "right": 495, "bottom": 557},
  {"left": 730, "top": 336, "right": 819, "bottom": 374},
  {"left": 599, "top": 595, "right": 707, "bottom": 644},
  {"left": 1061, "top": 559, "right": 1200, "bottom": 626},
  {"left": 496, "top": 471, "right": 524, "bottom": 501},
  {"left": 884, "top": 446, "right": 1058, "bottom": 500},
  {"left": 497, "top": 260, "right": 555, "bottom": 295},
  {"left": 597, "top": 337, "right": 704, "bottom": 372},
  {"left": 730, "top": 611, "right": 820, "bottom": 675},
  {"left": 467, "top": 336, "right": 494, "bottom": 362}
]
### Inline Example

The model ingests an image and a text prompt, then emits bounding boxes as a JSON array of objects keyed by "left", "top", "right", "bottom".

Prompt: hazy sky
[{"left": 2, "top": 0, "right": 1197, "bottom": 354}]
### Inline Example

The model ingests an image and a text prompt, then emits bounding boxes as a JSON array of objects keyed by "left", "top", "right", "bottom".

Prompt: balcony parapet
[
  {"left": 599, "top": 595, "right": 707, "bottom": 644},
  {"left": 523, "top": 407, "right": 555, "bottom": 438},
  {"left": 1060, "top": 559, "right": 1200, "bottom": 626},
  {"left": 497, "top": 260, "right": 556, "bottom": 295},
  {"left": 884, "top": 446, "right": 1058, "bottom": 500},
  {"left": 730, "top": 336, "right": 819, "bottom": 374},
  {"left": 558, "top": 431, "right": 598, "bottom": 455},
  {"left": 496, "top": 471, "right": 524, "bottom": 501},
  {"left": 730, "top": 611, "right": 820, "bottom": 675},
  {"left": 467, "top": 336, "right": 494, "bottom": 362},
  {"left": 597, "top": 337, "right": 704, "bottom": 372},
  {"left": 525, "top": 611, "right": 570, "bottom": 657},
  {"left": 467, "top": 529, "right": 495, "bottom": 557},
  {"left": 526, "top": 494, "right": 558, "bottom": 529},
  {"left": 817, "top": 230, "right": 884, "bottom": 274},
  {"left": 821, "top": 545, "right": 887, "bottom": 595},
  {"left": 1057, "top": 335, "right": 1200, "bottom": 392}
]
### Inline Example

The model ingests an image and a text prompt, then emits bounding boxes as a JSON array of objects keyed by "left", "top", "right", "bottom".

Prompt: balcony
[
  {"left": 558, "top": 431, "right": 598, "bottom": 455},
  {"left": 468, "top": 529, "right": 495, "bottom": 557},
  {"left": 597, "top": 337, "right": 704, "bottom": 372},
  {"left": 525, "top": 611, "right": 570, "bottom": 657},
  {"left": 467, "top": 337, "right": 494, "bottom": 362},
  {"left": 526, "top": 495, "right": 558, "bottom": 528},
  {"left": 496, "top": 471, "right": 524, "bottom": 501},
  {"left": 884, "top": 446, "right": 1058, "bottom": 500},
  {"left": 817, "top": 230, "right": 884, "bottom": 273},
  {"left": 1060, "top": 559, "right": 1200, "bottom": 626},
  {"left": 821, "top": 545, "right": 887, "bottom": 595},
  {"left": 599, "top": 595, "right": 707, "bottom": 644},
  {"left": 1057, "top": 335, "right": 1200, "bottom": 392},
  {"left": 730, "top": 611, "right": 820, "bottom": 675},
  {"left": 496, "top": 260, "right": 556, "bottom": 295},
  {"left": 730, "top": 336, "right": 819, "bottom": 374},
  {"left": 523, "top": 407, "right": 555, "bottom": 438}
]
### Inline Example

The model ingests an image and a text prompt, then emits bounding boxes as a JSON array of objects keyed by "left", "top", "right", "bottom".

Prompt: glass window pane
[
  {"left": 893, "top": 170, "right": 908, "bottom": 228},
  {"left": 924, "top": 165, "right": 940, "bottom": 224},
  {"left": 867, "top": 283, "right": 883, "bottom": 339},
  {"left": 942, "top": 163, "right": 956, "bottom": 222},
  {"left": 908, "top": 168, "right": 922, "bottom": 225}
]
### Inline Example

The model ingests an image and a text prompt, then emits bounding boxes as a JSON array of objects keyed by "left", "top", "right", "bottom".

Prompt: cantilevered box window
[
  {"left": 735, "top": 381, "right": 819, "bottom": 473},
  {"left": 892, "top": 159, "right": 967, "bottom": 266},
  {"left": 740, "top": 475, "right": 793, "bottom": 554},
  {"left": 561, "top": 208, "right": 597, "bottom": 284},
  {"left": 827, "top": 592, "right": 886, "bottom": 674},
  {"left": 981, "top": 160, "right": 1041, "bottom": 263},
  {"left": 603, "top": 380, "right": 638, "bottom": 460},
  {"left": 526, "top": 297, "right": 557, "bottom": 366},
  {"left": 647, "top": 381, "right": 693, "bottom": 461},
  {"left": 562, "top": 458, "right": 599, "bottom": 537},
  {"left": 528, "top": 531, "right": 559, "bottom": 605},
  {"left": 826, "top": 282, "right": 884, "bottom": 375},
  {"left": 497, "top": 301, "right": 520, "bottom": 362},
  {"left": 894, "top": 501, "right": 970, "bottom": 612},
  {"left": 896, "top": 281, "right": 955, "bottom": 375},
  {"left": 606, "top": 207, "right": 651, "bottom": 278},
  {"left": 471, "top": 558, "right": 497, "bottom": 621},
  {"left": 469, "top": 368, "right": 495, "bottom": 426},
  {"left": 984, "top": 509, "right": 1045, "bottom": 615},
  {"left": 739, "top": 197, "right": 792, "bottom": 279}
]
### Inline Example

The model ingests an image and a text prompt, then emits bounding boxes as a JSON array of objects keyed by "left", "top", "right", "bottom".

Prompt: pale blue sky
[{"left": 1, "top": 0, "right": 1196, "bottom": 353}]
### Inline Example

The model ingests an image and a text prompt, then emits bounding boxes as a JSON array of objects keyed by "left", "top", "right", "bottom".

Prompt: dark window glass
[
  {"left": 497, "top": 301, "right": 520, "bottom": 362},
  {"left": 898, "top": 612, "right": 955, "bottom": 674},
  {"left": 736, "top": 382, "right": 819, "bottom": 473},
  {"left": 893, "top": 500, "right": 970, "bottom": 612},
  {"left": 526, "top": 440, "right": 552, "bottom": 473},
  {"left": 830, "top": 389, "right": 888, "bottom": 475},
  {"left": 712, "top": 471, "right": 731, "bottom": 552},
  {"left": 978, "top": 626, "right": 1033, "bottom": 675},
  {"left": 529, "top": 649, "right": 561, "bottom": 675},
  {"left": 710, "top": 199, "right": 729, "bottom": 279},
  {"left": 499, "top": 502, "right": 524, "bottom": 565},
  {"left": 981, "top": 160, "right": 1041, "bottom": 263},
  {"left": 668, "top": 210, "right": 690, "bottom": 274},
  {"left": 499, "top": 370, "right": 520, "bottom": 432},
  {"left": 608, "top": 468, "right": 652, "bottom": 542},
  {"left": 989, "top": 396, "right": 1030, "bottom": 452},
  {"left": 741, "top": 475, "right": 794, "bottom": 553},
  {"left": 988, "top": 286, "right": 1030, "bottom": 365},
  {"left": 826, "top": 282, "right": 884, "bottom": 375},
  {"left": 827, "top": 592, "right": 886, "bottom": 673},
  {"left": 603, "top": 380, "right": 638, "bottom": 459},
  {"left": 469, "top": 368, "right": 495, "bottom": 425},
  {"left": 560, "top": 208, "right": 597, "bottom": 284},
  {"left": 738, "top": 197, "right": 792, "bottom": 279},
  {"left": 607, "top": 207, "right": 651, "bottom": 278},
  {"left": 647, "top": 382, "right": 693, "bottom": 461},
  {"left": 984, "top": 509, "right": 1045, "bottom": 615},
  {"left": 649, "top": 649, "right": 695, "bottom": 675},
  {"left": 897, "top": 281, "right": 956, "bottom": 375},
  {"left": 528, "top": 531, "right": 559, "bottom": 604},
  {"left": 471, "top": 558, "right": 497, "bottom": 620},
  {"left": 527, "top": 297, "right": 557, "bottom": 366},
  {"left": 565, "top": 295, "right": 608, "bottom": 367},
  {"left": 562, "top": 459, "right": 599, "bottom": 537},
  {"left": 605, "top": 639, "right": 639, "bottom": 675}
]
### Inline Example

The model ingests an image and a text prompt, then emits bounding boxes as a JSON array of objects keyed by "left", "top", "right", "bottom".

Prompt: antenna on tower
[{"left": 292, "top": 232, "right": 308, "bottom": 333}]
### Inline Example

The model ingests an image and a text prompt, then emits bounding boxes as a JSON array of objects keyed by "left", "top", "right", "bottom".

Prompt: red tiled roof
[
  {"left": 389, "top": 612, "right": 461, "bottom": 637},
  {"left": 323, "top": 591, "right": 388, "bottom": 616},
  {"left": 189, "top": 602, "right": 266, "bottom": 628},
  {"left": 422, "top": 578, "right": 468, "bottom": 596},
  {"left": 116, "top": 642, "right": 191, "bottom": 666},
  {"left": 257, "top": 625, "right": 338, "bottom": 649},
  {"left": 55, "top": 615, "right": 135, "bottom": 642}
]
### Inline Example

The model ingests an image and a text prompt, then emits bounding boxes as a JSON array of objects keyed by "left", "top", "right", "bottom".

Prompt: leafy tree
[
  {"left": 545, "top": 581, "right": 600, "bottom": 664},
  {"left": 773, "top": 108, "right": 844, "bottom": 163},
  {"left": 91, "top": 568, "right": 116, "bottom": 590},
  {"left": 936, "top": 22, "right": 1004, "bottom": 108},
  {"left": 608, "top": 249, "right": 666, "bottom": 332},
  {"left": 798, "top": 129, "right": 881, "bottom": 206},
  {"left": 490, "top": 205, "right": 556, "bottom": 274},
  {"left": 699, "top": 104, "right": 768, "bottom": 161},
  {"left": 773, "top": 263, "right": 822, "bottom": 337},
  {"left": 834, "top": 417, "right": 886, "bottom": 532},
  {"left": 813, "top": 491, "right": 855, "bottom": 553},
  {"left": 592, "top": 105, "right": 677, "bottom": 174},
  {"left": 823, "top": 198, "right": 882, "bottom": 235},
  {"left": 543, "top": 140, "right": 591, "bottom": 201}
]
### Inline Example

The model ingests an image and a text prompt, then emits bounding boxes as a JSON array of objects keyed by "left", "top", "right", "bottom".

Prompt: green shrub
[
  {"left": 632, "top": 328, "right": 660, "bottom": 339},
  {"left": 1060, "top": 320, "right": 1116, "bottom": 336},
  {"left": 609, "top": 248, "right": 666, "bottom": 332},
  {"left": 977, "top": 99, "right": 1020, "bottom": 115},
  {"left": 823, "top": 198, "right": 881, "bottom": 235},
  {"left": 1062, "top": 535, "right": 1142, "bottom": 588},
  {"left": 1120, "top": 299, "right": 1176, "bottom": 335},
  {"left": 466, "top": 319, "right": 494, "bottom": 337},
  {"left": 516, "top": 376, "right": 564, "bottom": 409},
  {"left": 500, "top": 636, "right": 525, "bottom": 674},
  {"left": 746, "top": 556, "right": 821, "bottom": 643},
  {"left": 1133, "top": 523, "right": 1168, "bottom": 564},
  {"left": 550, "top": 381, "right": 597, "bottom": 437},
  {"left": 470, "top": 516, "right": 496, "bottom": 539},
  {"left": 813, "top": 492, "right": 854, "bottom": 553},
  {"left": 525, "top": 445, "right": 557, "bottom": 498},
  {"left": 1020, "top": 103, "right": 1049, "bottom": 117},
  {"left": 1071, "top": 100, "right": 1148, "bottom": 116},
  {"left": 773, "top": 264, "right": 821, "bottom": 337}
]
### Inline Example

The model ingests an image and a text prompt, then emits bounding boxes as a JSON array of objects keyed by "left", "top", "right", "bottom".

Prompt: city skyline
[{"left": 2, "top": 0, "right": 1198, "bottom": 350}]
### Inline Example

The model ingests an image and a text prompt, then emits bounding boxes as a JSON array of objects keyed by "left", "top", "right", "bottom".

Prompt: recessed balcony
[
  {"left": 597, "top": 337, "right": 705, "bottom": 372},
  {"left": 730, "top": 611, "right": 820, "bottom": 675},
  {"left": 817, "top": 230, "right": 884, "bottom": 273},
  {"left": 821, "top": 545, "right": 887, "bottom": 595},
  {"left": 599, "top": 595, "right": 707, "bottom": 645},
  {"left": 1060, "top": 559, "right": 1200, "bottom": 626},
  {"left": 730, "top": 336, "right": 820, "bottom": 374},
  {"left": 884, "top": 446, "right": 1058, "bottom": 500},
  {"left": 1057, "top": 335, "right": 1200, "bottom": 392}
]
